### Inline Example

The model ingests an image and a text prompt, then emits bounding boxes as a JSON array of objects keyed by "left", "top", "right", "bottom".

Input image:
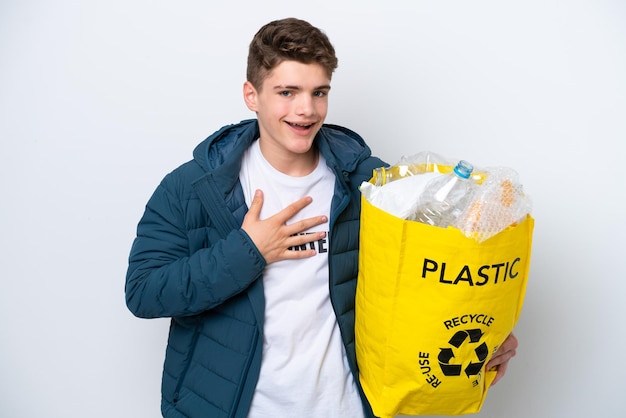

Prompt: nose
[{"left": 295, "top": 95, "right": 315, "bottom": 116}]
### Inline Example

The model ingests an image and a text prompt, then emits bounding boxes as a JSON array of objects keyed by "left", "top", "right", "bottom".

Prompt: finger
[
  {"left": 279, "top": 231, "right": 328, "bottom": 260},
  {"left": 486, "top": 349, "right": 514, "bottom": 370},
  {"left": 490, "top": 360, "right": 509, "bottom": 386},
  {"left": 499, "top": 333, "right": 518, "bottom": 352},
  {"left": 273, "top": 196, "right": 313, "bottom": 224},
  {"left": 486, "top": 345, "right": 516, "bottom": 370},
  {"left": 246, "top": 189, "right": 264, "bottom": 220},
  {"left": 285, "top": 231, "right": 327, "bottom": 249},
  {"left": 486, "top": 333, "right": 517, "bottom": 368},
  {"left": 283, "top": 216, "right": 329, "bottom": 236},
  {"left": 283, "top": 248, "right": 318, "bottom": 259}
]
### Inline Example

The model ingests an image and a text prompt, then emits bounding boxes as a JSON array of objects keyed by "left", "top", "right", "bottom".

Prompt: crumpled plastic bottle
[{"left": 411, "top": 160, "right": 475, "bottom": 227}]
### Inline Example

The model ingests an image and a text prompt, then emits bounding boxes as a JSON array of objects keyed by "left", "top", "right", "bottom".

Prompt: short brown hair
[{"left": 246, "top": 18, "right": 338, "bottom": 90}]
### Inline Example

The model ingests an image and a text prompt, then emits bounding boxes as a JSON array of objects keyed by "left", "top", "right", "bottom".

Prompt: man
[{"left": 125, "top": 17, "right": 517, "bottom": 417}]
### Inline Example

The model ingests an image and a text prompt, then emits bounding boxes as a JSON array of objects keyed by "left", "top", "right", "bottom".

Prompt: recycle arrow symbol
[
  {"left": 438, "top": 347, "right": 462, "bottom": 376},
  {"left": 449, "top": 328, "right": 484, "bottom": 348},
  {"left": 465, "top": 341, "right": 489, "bottom": 377},
  {"left": 438, "top": 329, "right": 489, "bottom": 378}
]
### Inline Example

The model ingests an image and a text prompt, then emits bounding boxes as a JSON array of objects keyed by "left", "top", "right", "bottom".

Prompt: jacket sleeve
[{"left": 125, "top": 176, "right": 266, "bottom": 319}]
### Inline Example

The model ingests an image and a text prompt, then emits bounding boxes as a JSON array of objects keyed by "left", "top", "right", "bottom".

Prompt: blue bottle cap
[{"left": 453, "top": 160, "right": 473, "bottom": 179}]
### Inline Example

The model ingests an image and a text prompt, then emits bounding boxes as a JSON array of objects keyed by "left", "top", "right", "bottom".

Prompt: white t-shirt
[{"left": 240, "top": 140, "right": 364, "bottom": 418}]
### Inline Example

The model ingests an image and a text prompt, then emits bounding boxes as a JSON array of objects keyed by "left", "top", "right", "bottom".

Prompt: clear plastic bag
[
  {"left": 362, "top": 151, "right": 532, "bottom": 242},
  {"left": 454, "top": 166, "right": 532, "bottom": 242}
]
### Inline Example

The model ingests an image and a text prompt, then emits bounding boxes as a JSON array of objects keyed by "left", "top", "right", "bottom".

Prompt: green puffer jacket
[{"left": 126, "top": 119, "right": 384, "bottom": 417}]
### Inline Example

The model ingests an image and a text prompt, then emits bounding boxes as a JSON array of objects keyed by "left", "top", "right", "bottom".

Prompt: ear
[{"left": 243, "top": 81, "right": 259, "bottom": 112}]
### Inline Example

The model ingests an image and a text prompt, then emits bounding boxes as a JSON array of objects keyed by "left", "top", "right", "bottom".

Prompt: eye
[
  {"left": 280, "top": 90, "right": 292, "bottom": 97},
  {"left": 313, "top": 90, "right": 327, "bottom": 97}
]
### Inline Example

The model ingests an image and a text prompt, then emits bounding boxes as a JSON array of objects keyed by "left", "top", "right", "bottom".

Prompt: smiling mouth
[{"left": 286, "top": 121, "right": 315, "bottom": 130}]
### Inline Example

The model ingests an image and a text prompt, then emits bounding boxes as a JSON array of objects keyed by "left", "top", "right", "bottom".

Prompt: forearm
[{"left": 125, "top": 228, "right": 265, "bottom": 318}]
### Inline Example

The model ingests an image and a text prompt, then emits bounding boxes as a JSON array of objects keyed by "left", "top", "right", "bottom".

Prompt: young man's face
[{"left": 243, "top": 60, "right": 330, "bottom": 173}]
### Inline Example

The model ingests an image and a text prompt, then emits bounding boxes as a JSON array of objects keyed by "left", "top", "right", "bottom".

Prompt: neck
[{"left": 258, "top": 141, "right": 319, "bottom": 177}]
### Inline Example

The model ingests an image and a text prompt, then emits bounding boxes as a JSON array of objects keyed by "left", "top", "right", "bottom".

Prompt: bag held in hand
[{"left": 355, "top": 196, "right": 533, "bottom": 417}]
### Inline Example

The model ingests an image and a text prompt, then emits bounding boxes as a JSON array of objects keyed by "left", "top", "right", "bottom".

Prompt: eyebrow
[{"left": 273, "top": 84, "right": 332, "bottom": 91}]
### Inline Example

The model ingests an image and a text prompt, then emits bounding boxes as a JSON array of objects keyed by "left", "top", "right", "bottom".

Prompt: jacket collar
[{"left": 193, "top": 119, "right": 372, "bottom": 180}]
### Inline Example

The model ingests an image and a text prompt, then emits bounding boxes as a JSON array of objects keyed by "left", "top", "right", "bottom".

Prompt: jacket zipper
[
  {"left": 327, "top": 168, "right": 351, "bottom": 323},
  {"left": 173, "top": 325, "right": 201, "bottom": 404},
  {"left": 231, "top": 327, "right": 259, "bottom": 417}
]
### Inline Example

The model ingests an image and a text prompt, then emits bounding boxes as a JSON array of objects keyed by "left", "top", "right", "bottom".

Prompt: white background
[{"left": 1, "top": 1, "right": 625, "bottom": 417}]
